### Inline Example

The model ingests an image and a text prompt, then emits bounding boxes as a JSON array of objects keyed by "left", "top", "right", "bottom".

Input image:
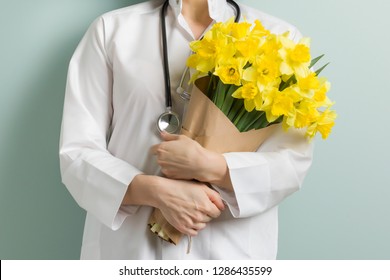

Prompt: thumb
[
  {"left": 160, "top": 131, "right": 180, "bottom": 141},
  {"left": 204, "top": 186, "right": 225, "bottom": 211}
]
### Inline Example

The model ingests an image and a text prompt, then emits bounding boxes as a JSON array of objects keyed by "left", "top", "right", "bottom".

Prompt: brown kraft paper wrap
[{"left": 148, "top": 76, "right": 277, "bottom": 245}]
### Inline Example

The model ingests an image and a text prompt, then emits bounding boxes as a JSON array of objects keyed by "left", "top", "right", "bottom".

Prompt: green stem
[
  {"left": 279, "top": 75, "right": 296, "bottom": 91},
  {"left": 227, "top": 99, "right": 244, "bottom": 121},
  {"left": 206, "top": 75, "right": 217, "bottom": 100},
  {"left": 236, "top": 111, "right": 251, "bottom": 132},
  {"left": 233, "top": 106, "right": 247, "bottom": 129},
  {"left": 214, "top": 80, "right": 229, "bottom": 108},
  {"left": 221, "top": 85, "right": 238, "bottom": 116},
  {"left": 269, "top": 115, "right": 283, "bottom": 126},
  {"left": 242, "top": 111, "right": 265, "bottom": 131}
]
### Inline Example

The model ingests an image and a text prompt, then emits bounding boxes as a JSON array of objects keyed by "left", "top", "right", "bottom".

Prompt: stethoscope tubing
[
  {"left": 161, "top": 0, "right": 172, "bottom": 109},
  {"left": 160, "top": 0, "right": 241, "bottom": 109}
]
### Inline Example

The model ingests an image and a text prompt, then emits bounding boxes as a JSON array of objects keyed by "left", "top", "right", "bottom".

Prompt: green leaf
[
  {"left": 315, "top": 62, "right": 330, "bottom": 76},
  {"left": 233, "top": 106, "right": 247, "bottom": 130},
  {"left": 279, "top": 75, "right": 297, "bottom": 91},
  {"left": 207, "top": 75, "right": 218, "bottom": 101},
  {"left": 221, "top": 85, "right": 238, "bottom": 115},
  {"left": 236, "top": 111, "right": 253, "bottom": 132},
  {"left": 309, "top": 54, "right": 325, "bottom": 69},
  {"left": 268, "top": 115, "right": 283, "bottom": 126},
  {"left": 249, "top": 113, "right": 270, "bottom": 130},
  {"left": 242, "top": 111, "right": 265, "bottom": 131},
  {"left": 213, "top": 79, "right": 225, "bottom": 107},
  {"left": 227, "top": 99, "right": 244, "bottom": 121}
]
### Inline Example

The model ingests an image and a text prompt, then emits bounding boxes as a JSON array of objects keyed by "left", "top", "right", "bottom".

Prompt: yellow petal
[{"left": 244, "top": 99, "right": 255, "bottom": 112}]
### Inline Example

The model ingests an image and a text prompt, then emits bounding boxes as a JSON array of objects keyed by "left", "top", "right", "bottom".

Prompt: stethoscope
[{"left": 156, "top": 0, "right": 241, "bottom": 134}]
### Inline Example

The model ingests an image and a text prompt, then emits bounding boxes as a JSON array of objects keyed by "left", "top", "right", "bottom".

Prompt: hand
[
  {"left": 151, "top": 132, "right": 203, "bottom": 180},
  {"left": 156, "top": 177, "right": 225, "bottom": 236},
  {"left": 151, "top": 132, "right": 229, "bottom": 186}
]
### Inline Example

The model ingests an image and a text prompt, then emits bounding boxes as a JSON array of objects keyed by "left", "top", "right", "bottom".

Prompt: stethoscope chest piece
[{"left": 157, "top": 109, "right": 180, "bottom": 134}]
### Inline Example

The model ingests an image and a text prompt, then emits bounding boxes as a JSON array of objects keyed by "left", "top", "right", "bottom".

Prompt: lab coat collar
[{"left": 168, "top": 0, "right": 227, "bottom": 22}]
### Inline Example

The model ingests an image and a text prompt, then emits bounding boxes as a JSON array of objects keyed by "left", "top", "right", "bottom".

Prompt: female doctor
[{"left": 59, "top": 0, "right": 313, "bottom": 259}]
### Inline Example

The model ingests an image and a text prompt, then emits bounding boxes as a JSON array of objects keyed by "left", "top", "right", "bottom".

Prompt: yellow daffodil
[
  {"left": 211, "top": 17, "right": 234, "bottom": 36},
  {"left": 306, "top": 109, "right": 337, "bottom": 139},
  {"left": 187, "top": 41, "right": 223, "bottom": 74},
  {"left": 290, "top": 44, "right": 311, "bottom": 63},
  {"left": 272, "top": 93, "right": 295, "bottom": 117},
  {"left": 259, "top": 88, "right": 281, "bottom": 122},
  {"left": 279, "top": 35, "right": 311, "bottom": 77},
  {"left": 243, "top": 54, "right": 281, "bottom": 88},
  {"left": 313, "top": 78, "right": 332, "bottom": 107},
  {"left": 294, "top": 100, "right": 320, "bottom": 128},
  {"left": 262, "top": 86, "right": 302, "bottom": 123},
  {"left": 250, "top": 19, "right": 270, "bottom": 38},
  {"left": 214, "top": 57, "right": 245, "bottom": 86},
  {"left": 297, "top": 72, "right": 320, "bottom": 92},
  {"left": 261, "top": 34, "right": 281, "bottom": 56},
  {"left": 235, "top": 36, "right": 261, "bottom": 61},
  {"left": 187, "top": 28, "right": 235, "bottom": 74},
  {"left": 232, "top": 82, "right": 263, "bottom": 111},
  {"left": 231, "top": 21, "right": 252, "bottom": 40}
]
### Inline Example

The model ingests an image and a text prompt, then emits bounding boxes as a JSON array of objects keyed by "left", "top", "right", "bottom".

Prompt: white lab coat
[{"left": 59, "top": 0, "right": 313, "bottom": 259}]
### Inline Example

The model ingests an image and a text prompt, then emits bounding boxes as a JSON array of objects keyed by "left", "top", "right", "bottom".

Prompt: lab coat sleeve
[
  {"left": 59, "top": 17, "right": 142, "bottom": 230},
  {"left": 214, "top": 126, "right": 313, "bottom": 218}
]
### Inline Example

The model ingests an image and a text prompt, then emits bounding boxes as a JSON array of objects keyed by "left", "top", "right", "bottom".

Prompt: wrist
[
  {"left": 197, "top": 149, "right": 232, "bottom": 191},
  {"left": 123, "top": 174, "right": 164, "bottom": 208}
]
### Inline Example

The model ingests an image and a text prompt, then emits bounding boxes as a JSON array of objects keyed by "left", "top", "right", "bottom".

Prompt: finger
[
  {"left": 160, "top": 131, "right": 180, "bottom": 141},
  {"left": 207, "top": 204, "right": 222, "bottom": 219},
  {"left": 174, "top": 222, "right": 198, "bottom": 236},
  {"left": 192, "top": 222, "right": 206, "bottom": 231},
  {"left": 185, "top": 228, "right": 199, "bottom": 237},
  {"left": 191, "top": 210, "right": 213, "bottom": 224},
  {"left": 150, "top": 144, "right": 160, "bottom": 155},
  {"left": 204, "top": 187, "right": 225, "bottom": 211},
  {"left": 202, "top": 215, "right": 213, "bottom": 223}
]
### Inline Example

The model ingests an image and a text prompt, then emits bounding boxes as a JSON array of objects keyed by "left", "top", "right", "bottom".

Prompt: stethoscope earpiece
[
  {"left": 176, "top": 86, "right": 184, "bottom": 94},
  {"left": 176, "top": 86, "right": 191, "bottom": 101},
  {"left": 176, "top": 66, "right": 191, "bottom": 101}
]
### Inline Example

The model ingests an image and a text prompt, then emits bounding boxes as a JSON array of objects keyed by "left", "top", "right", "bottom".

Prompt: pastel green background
[{"left": 0, "top": 0, "right": 389, "bottom": 259}]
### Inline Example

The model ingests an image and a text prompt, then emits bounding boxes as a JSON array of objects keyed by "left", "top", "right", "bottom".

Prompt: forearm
[
  {"left": 152, "top": 132, "right": 233, "bottom": 191},
  {"left": 196, "top": 149, "right": 233, "bottom": 192},
  {"left": 122, "top": 174, "right": 161, "bottom": 208},
  {"left": 122, "top": 173, "right": 225, "bottom": 236}
]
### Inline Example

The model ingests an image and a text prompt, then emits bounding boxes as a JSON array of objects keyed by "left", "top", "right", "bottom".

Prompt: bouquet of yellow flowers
[
  {"left": 149, "top": 18, "right": 336, "bottom": 247},
  {"left": 186, "top": 18, "right": 336, "bottom": 138}
]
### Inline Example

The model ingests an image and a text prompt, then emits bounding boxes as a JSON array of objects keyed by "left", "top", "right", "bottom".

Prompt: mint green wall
[
  {"left": 0, "top": 0, "right": 389, "bottom": 259},
  {"left": 248, "top": 0, "right": 390, "bottom": 259}
]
